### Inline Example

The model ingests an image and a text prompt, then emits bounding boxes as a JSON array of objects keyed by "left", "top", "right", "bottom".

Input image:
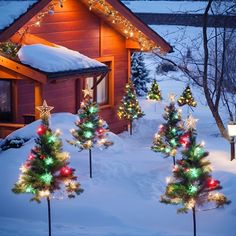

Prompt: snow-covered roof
[
  {"left": 0, "top": 1, "right": 37, "bottom": 31},
  {"left": 17, "top": 44, "right": 107, "bottom": 73}
]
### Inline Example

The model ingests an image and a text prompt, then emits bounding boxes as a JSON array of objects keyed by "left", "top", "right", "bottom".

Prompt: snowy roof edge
[{"left": 0, "top": 0, "right": 49, "bottom": 41}]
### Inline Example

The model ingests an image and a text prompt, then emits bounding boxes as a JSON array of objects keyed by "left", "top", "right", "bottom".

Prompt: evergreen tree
[
  {"left": 12, "top": 100, "right": 83, "bottom": 236},
  {"left": 69, "top": 89, "right": 113, "bottom": 178},
  {"left": 117, "top": 82, "right": 144, "bottom": 135},
  {"left": 151, "top": 95, "right": 184, "bottom": 165},
  {"left": 161, "top": 115, "right": 230, "bottom": 236},
  {"left": 131, "top": 52, "right": 150, "bottom": 96},
  {"left": 147, "top": 80, "right": 162, "bottom": 101},
  {"left": 178, "top": 85, "right": 197, "bottom": 107}
]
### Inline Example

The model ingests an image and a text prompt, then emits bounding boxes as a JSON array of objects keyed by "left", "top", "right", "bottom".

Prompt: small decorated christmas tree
[
  {"left": 151, "top": 94, "right": 184, "bottom": 165},
  {"left": 69, "top": 89, "right": 113, "bottom": 178},
  {"left": 131, "top": 52, "right": 150, "bottom": 96},
  {"left": 161, "top": 115, "right": 230, "bottom": 236},
  {"left": 178, "top": 85, "right": 197, "bottom": 108},
  {"left": 147, "top": 80, "right": 162, "bottom": 101},
  {"left": 12, "top": 100, "right": 83, "bottom": 236},
  {"left": 117, "top": 82, "right": 144, "bottom": 135}
]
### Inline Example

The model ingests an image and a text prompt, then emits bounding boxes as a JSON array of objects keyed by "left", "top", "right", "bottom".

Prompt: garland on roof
[{"left": 87, "top": 0, "right": 158, "bottom": 51}]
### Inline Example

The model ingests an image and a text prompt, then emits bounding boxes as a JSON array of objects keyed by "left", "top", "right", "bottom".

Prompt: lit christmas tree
[
  {"left": 117, "top": 82, "right": 144, "bottom": 135},
  {"left": 147, "top": 80, "right": 162, "bottom": 101},
  {"left": 131, "top": 52, "right": 150, "bottom": 96},
  {"left": 151, "top": 94, "right": 184, "bottom": 165},
  {"left": 69, "top": 89, "right": 113, "bottom": 178},
  {"left": 161, "top": 115, "right": 230, "bottom": 236},
  {"left": 12, "top": 100, "right": 83, "bottom": 236},
  {"left": 178, "top": 85, "right": 197, "bottom": 108}
]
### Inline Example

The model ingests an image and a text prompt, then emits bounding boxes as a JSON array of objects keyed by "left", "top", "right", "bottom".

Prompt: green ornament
[
  {"left": 194, "top": 146, "right": 204, "bottom": 158},
  {"left": 44, "top": 157, "right": 54, "bottom": 166},
  {"left": 84, "top": 122, "right": 93, "bottom": 128},
  {"left": 25, "top": 185, "right": 36, "bottom": 194},
  {"left": 48, "top": 135, "right": 57, "bottom": 143},
  {"left": 170, "top": 138, "right": 177, "bottom": 146},
  {"left": 189, "top": 168, "right": 200, "bottom": 178},
  {"left": 89, "top": 106, "right": 98, "bottom": 113},
  {"left": 84, "top": 131, "right": 93, "bottom": 138},
  {"left": 188, "top": 185, "right": 198, "bottom": 194},
  {"left": 40, "top": 173, "right": 53, "bottom": 184}
]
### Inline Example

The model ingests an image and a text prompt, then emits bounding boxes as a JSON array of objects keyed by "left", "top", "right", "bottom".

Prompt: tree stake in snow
[
  {"left": 117, "top": 82, "right": 144, "bottom": 135},
  {"left": 68, "top": 89, "right": 113, "bottom": 178},
  {"left": 12, "top": 100, "right": 83, "bottom": 236},
  {"left": 161, "top": 118, "right": 230, "bottom": 236},
  {"left": 151, "top": 96, "right": 184, "bottom": 165}
]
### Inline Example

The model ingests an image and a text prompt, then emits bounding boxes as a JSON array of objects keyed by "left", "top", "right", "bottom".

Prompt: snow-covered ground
[{"left": 0, "top": 73, "right": 235, "bottom": 236}]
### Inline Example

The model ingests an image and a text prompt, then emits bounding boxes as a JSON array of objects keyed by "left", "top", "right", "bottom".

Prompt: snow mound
[{"left": 18, "top": 44, "right": 106, "bottom": 73}]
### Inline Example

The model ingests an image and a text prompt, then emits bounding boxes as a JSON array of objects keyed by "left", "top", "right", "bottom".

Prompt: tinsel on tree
[
  {"left": 151, "top": 94, "right": 184, "bottom": 165},
  {"left": 161, "top": 115, "right": 230, "bottom": 236},
  {"left": 131, "top": 52, "right": 150, "bottom": 96},
  {"left": 69, "top": 89, "right": 113, "bottom": 178},
  {"left": 117, "top": 82, "right": 144, "bottom": 135},
  {"left": 178, "top": 85, "right": 197, "bottom": 108},
  {"left": 147, "top": 80, "right": 162, "bottom": 101},
  {"left": 12, "top": 100, "right": 83, "bottom": 236}
]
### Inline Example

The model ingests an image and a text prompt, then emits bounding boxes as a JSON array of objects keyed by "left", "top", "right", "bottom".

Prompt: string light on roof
[{"left": 86, "top": 0, "right": 158, "bottom": 51}]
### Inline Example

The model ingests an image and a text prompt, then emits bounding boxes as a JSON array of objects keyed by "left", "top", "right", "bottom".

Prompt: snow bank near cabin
[
  {"left": 18, "top": 44, "right": 106, "bottom": 73},
  {"left": 0, "top": 1, "right": 37, "bottom": 30},
  {"left": 4, "top": 112, "right": 123, "bottom": 153}
]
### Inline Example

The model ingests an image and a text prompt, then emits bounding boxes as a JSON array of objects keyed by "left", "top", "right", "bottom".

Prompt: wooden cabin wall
[
  {"left": 17, "top": 0, "right": 128, "bottom": 133},
  {"left": 17, "top": 80, "right": 35, "bottom": 123}
]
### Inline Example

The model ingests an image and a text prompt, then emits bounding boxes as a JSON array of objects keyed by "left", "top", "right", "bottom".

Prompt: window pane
[
  {"left": 97, "top": 75, "right": 108, "bottom": 105},
  {"left": 0, "top": 80, "right": 12, "bottom": 122},
  {"left": 85, "top": 77, "right": 94, "bottom": 90}
]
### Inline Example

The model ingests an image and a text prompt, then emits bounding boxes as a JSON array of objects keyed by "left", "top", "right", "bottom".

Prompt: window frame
[{"left": 84, "top": 56, "right": 114, "bottom": 109}]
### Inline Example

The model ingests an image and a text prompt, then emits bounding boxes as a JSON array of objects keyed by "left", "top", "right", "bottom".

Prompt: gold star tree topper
[
  {"left": 185, "top": 114, "right": 198, "bottom": 130},
  {"left": 82, "top": 88, "right": 93, "bottom": 97},
  {"left": 36, "top": 100, "right": 54, "bottom": 118}
]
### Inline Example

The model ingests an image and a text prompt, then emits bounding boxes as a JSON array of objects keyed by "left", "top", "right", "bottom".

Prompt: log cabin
[{"left": 0, "top": 0, "right": 172, "bottom": 138}]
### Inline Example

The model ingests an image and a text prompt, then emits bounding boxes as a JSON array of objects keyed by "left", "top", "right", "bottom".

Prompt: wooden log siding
[{"left": 15, "top": 0, "right": 130, "bottom": 133}]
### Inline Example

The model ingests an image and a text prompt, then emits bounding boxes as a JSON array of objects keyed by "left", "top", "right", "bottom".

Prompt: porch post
[{"left": 34, "top": 81, "right": 42, "bottom": 119}]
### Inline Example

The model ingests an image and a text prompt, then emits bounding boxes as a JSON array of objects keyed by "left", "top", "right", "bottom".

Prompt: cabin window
[
  {"left": 85, "top": 74, "right": 109, "bottom": 106},
  {"left": 84, "top": 57, "right": 114, "bottom": 108},
  {"left": 0, "top": 80, "right": 12, "bottom": 122}
]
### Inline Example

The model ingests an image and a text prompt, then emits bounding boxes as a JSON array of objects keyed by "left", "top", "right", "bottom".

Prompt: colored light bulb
[
  {"left": 40, "top": 173, "right": 53, "bottom": 184},
  {"left": 44, "top": 157, "right": 54, "bottom": 166},
  {"left": 60, "top": 166, "right": 72, "bottom": 177}
]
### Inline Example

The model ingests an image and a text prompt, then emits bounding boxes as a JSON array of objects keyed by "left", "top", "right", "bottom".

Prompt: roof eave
[{"left": 105, "top": 0, "right": 173, "bottom": 53}]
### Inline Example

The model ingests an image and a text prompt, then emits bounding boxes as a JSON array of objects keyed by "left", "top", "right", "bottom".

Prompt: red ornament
[
  {"left": 179, "top": 132, "right": 190, "bottom": 148},
  {"left": 37, "top": 125, "right": 47, "bottom": 136},
  {"left": 97, "top": 127, "right": 104, "bottom": 135},
  {"left": 25, "top": 161, "right": 31, "bottom": 168},
  {"left": 28, "top": 153, "right": 35, "bottom": 161},
  {"left": 40, "top": 154, "right": 46, "bottom": 160},
  {"left": 60, "top": 166, "right": 73, "bottom": 177},
  {"left": 184, "top": 168, "right": 190, "bottom": 172},
  {"left": 206, "top": 178, "right": 219, "bottom": 189}
]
